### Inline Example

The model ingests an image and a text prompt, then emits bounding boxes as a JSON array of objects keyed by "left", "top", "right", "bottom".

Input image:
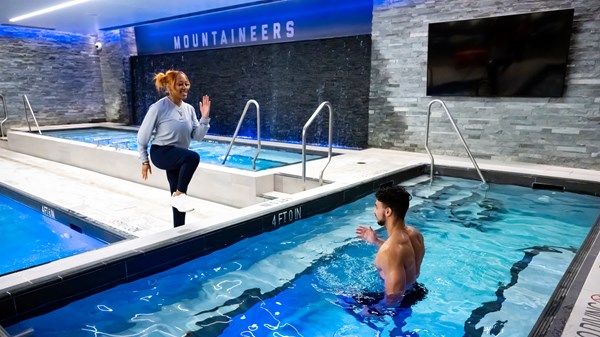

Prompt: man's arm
[
  {"left": 378, "top": 252, "right": 406, "bottom": 308},
  {"left": 415, "top": 231, "right": 425, "bottom": 277},
  {"left": 382, "top": 267, "right": 406, "bottom": 307}
]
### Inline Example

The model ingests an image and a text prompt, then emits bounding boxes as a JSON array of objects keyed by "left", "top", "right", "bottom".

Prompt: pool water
[
  {"left": 7, "top": 176, "right": 600, "bottom": 336},
  {"left": 0, "top": 194, "right": 107, "bottom": 276},
  {"left": 43, "top": 128, "right": 323, "bottom": 171}
]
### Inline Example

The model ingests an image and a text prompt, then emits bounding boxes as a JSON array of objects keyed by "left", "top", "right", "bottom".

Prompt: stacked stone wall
[{"left": 369, "top": 0, "right": 600, "bottom": 169}]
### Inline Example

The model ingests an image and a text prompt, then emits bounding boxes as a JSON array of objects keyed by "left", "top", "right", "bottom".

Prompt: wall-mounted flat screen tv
[{"left": 426, "top": 9, "right": 574, "bottom": 97}]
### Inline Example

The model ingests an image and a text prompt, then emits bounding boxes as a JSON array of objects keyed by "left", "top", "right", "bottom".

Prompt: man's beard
[{"left": 376, "top": 218, "right": 385, "bottom": 227}]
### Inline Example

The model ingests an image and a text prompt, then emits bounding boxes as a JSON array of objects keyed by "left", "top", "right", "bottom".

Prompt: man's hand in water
[
  {"left": 360, "top": 305, "right": 377, "bottom": 317},
  {"left": 359, "top": 303, "right": 393, "bottom": 318},
  {"left": 356, "top": 226, "right": 381, "bottom": 246}
]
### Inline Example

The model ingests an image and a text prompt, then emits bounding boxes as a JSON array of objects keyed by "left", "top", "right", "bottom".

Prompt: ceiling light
[{"left": 9, "top": 0, "right": 92, "bottom": 22}]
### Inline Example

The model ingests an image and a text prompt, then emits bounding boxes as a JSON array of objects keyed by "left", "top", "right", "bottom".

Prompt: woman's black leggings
[{"left": 150, "top": 145, "right": 200, "bottom": 227}]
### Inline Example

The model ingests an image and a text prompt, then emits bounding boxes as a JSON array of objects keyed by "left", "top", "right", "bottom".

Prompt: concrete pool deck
[{"left": 0, "top": 137, "right": 598, "bottom": 336}]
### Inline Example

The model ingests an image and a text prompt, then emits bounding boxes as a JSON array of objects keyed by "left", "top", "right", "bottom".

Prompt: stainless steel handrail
[
  {"left": 302, "top": 101, "right": 333, "bottom": 189},
  {"left": 222, "top": 99, "right": 260, "bottom": 170},
  {"left": 23, "top": 95, "right": 42, "bottom": 134},
  {"left": 0, "top": 94, "right": 7, "bottom": 138},
  {"left": 426, "top": 99, "right": 486, "bottom": 185}
]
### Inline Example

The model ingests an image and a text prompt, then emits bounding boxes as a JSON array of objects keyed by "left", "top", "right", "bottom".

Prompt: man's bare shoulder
[
  {"left": 405, "top": 225, "right": 423, "bottom": 236},
  {"left": 405, "top": 225, "right": 425, "bottom": 246}
]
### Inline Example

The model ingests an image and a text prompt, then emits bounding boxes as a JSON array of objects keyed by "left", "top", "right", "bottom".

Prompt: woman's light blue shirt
[{"left": 137, "top": 96, "right": 210, "bottom": 162}]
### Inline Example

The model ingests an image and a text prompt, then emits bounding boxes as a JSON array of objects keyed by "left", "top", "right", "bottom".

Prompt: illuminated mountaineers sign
[{"left": 135, "top": 0, "right": 372, "bottom": 55}]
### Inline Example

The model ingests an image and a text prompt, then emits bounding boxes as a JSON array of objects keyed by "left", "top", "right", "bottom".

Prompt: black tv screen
[{"left": 426, "top": 9, "right": 574, "bottom": 97}]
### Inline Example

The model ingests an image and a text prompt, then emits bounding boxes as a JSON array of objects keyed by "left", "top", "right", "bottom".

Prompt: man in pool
[{"left": 354, "top": 185, "right": 426, "bottom": 315}]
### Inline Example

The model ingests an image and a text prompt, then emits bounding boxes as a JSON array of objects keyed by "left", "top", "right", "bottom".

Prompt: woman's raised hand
[{"left": 199, "top": 95, "right": 211, "bottom": 119}]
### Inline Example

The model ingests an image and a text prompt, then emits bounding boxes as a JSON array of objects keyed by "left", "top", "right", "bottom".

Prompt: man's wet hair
[{"left": 375, "top": 185, "right": 412, "bottom": 220}]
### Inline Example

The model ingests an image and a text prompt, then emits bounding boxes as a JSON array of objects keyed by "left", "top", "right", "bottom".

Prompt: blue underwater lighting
[{"left": 0, "top": 25, "right": 88, "bottom": 43}]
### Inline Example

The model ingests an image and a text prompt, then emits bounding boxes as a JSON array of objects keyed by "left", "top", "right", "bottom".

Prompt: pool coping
[
  {"left": 6, "top": 124, "right": 355, "bottom": 209},
  {"left": 0, "top": 147, "right": 598, "bottom": 335},
  {"left": 0, "top": 182, "right": 131, "bottom": 245},
  {"left": 9, "top": 123, "right": 345, "bottom": 158},
  {"left": 530, "top": 214, "right": 600, "bottom": 337}
]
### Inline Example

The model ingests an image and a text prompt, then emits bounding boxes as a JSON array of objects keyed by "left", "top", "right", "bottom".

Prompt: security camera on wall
[{"left": 94, "top": 42, "right": 102, "bottom": 51}]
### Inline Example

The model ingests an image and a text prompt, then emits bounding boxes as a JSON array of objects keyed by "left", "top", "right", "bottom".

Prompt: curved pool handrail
[
  {"left": 426, "top": 99, "right": 486, "bottom": 185},
  {"left": 222, "top": 99, "right": 260, "bottom": 170},
  {"left": 23, "top": 95, "right": 42, "bottom": 135},
  {"left": 302, "top": 101, "right": 333, "bottom": 189},
  {"left": 0, "top": 94, "right": 7, "bottom": 138}
]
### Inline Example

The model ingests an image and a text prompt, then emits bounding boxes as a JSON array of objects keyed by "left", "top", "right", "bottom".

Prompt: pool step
[{"left": 257, "top": 191, "right": 292, "bottom": 200}]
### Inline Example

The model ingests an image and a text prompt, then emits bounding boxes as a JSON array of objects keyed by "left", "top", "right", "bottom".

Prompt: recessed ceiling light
[{"left": 9, "top": 0, "right": 92, "bottom": 22}]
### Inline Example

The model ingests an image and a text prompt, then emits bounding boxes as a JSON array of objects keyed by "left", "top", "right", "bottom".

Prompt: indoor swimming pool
[
  {"left": 0, "top": 191, "right": 107, "bottom": 276},
  {"left": 42, "top": 128, "right": 324, "bottom": 171},
  {"left": 6, "top": 176, "right": 600, "bottom": 336}
]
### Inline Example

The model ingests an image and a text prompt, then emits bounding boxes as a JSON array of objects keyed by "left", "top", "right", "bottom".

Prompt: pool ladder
[
  {"left": 0, "top": 94, "right": 41, "bottom": 138},
  {"left": 302, "top": 101, "right": 333, "bottom": 189},
  {"left": 223, "top": 99, "right": 261, "bottom": 170},
  {"left": 425, "top": 99, "right": 486, "bottom": 185},
  {"left": 0, "top": 325, "right": 34, "bottom": 337},
  {"left": 23, "top": 95, "right": 42, "bottom": 135},
  {"left": 0, "top": 94, "right": 7, "bottom": 138}
]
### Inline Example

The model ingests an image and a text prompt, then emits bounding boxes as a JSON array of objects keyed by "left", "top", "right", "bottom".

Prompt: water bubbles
[
  {"left": 131, "top": 313, "right": 155, "bottom": 323},
  {"left": 334, "top": 325, "right": 365, "bottom": 336},
  {"left": 96, "top": 304, "right": 113, "bottom": 312},
  {"left": 416, "top": 207, "right": 436, "bottom": 218},
  {"left": 313, "top": 250, "right": 381, "bottom": 295},
  {"left": 536, "top": 196, "right": 551, "bottom": 204},
  {"left": 476, "top": 183, "right": 490, "bottom": 191},
  {"left": 176, "top": 304, "right": 190, "bottom": 312}
]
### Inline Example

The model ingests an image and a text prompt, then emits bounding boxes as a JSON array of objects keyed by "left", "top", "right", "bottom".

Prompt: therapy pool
[
  {"left": 42, "top": 128, "right": 324, "bottom": 171},
  {"left": 6, "top": 176, "right": 600, "bottom": 336},
  {"left": 0, "top": 185, "right": 113, "bottom": 276}
]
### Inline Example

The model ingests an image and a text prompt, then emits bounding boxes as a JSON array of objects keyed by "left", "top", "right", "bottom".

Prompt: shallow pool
[
  {"left": 0, "top": 193, "right": 107, "bottom": 276},
  {"left": 43, "top": 128, "right": 323, "bottom": 171},
  {"left": 7, "top": 176, "right": 599, "bottom": 336}
]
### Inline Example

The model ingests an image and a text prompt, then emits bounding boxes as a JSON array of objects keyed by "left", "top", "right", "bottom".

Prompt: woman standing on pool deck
[{"left": 137, "top": 70, "right": 211, "bottom": 227}]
